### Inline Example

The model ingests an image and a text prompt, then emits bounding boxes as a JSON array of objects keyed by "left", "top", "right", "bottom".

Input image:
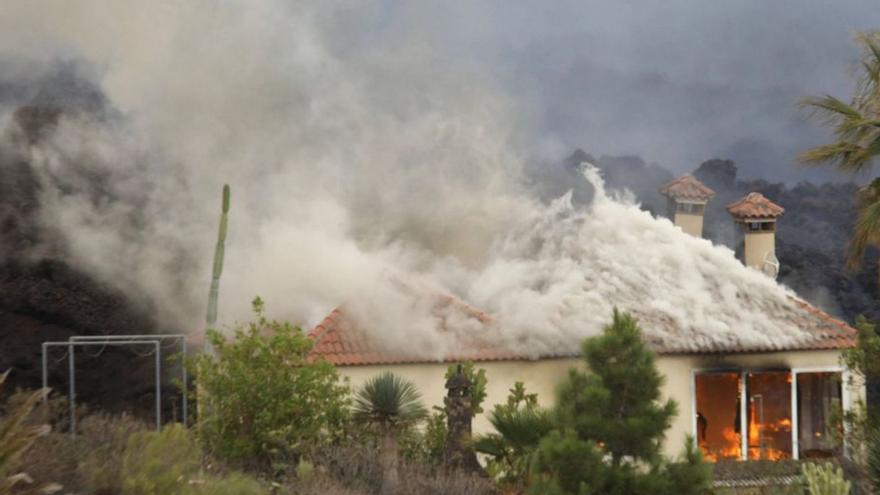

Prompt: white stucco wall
[
  {"left": 673, "top": 212, "right": 705, "bottom": 238},
  {"left": 338, "top": 349, "right": 863, "bottom": 459},
  {"left": 744, "top": 231, "right": 776, "bottom": 268}
]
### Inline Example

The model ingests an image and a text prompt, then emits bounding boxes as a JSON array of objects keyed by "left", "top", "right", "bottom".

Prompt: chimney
[
  {"left": 726, "top": 192, "right": 785, "bottom": 277},
  {"left": 659, "top": 175, "right": 716, "bottom": 238}
]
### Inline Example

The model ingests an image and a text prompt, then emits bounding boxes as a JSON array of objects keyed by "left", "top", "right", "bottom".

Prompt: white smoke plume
[{"left": 0, "top": 0, "right": 823, "bottom": 356}]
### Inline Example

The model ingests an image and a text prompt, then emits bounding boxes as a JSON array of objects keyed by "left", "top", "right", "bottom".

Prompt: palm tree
[
  {"left": 474, "top": 382, "right": 553, "bottom": 489},
  {"left": 474, "top": 406, "right": 553, "bottom": 489},
  {"left": 800, "top": 33, "right": 880, "bottom": 275},
  {"left": 352, "top": 372, "right": 427, "bottom": 495}
]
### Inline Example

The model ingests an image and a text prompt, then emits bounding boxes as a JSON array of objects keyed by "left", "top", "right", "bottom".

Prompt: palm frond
[
  {"left": 846, "top": 182, "right": 880, "bottom": 271},
  {"left": 472, "top": 433, "right": 507, "bottom": 457},
  {"left": 800, "top": 95, "right": 863, "bottom": 121},
  {"left": 352, "top": 372, "right": 427, "bottom": 426},
  {"left": 485, "top": 407, "right": 553, "bottom": 452},
  {"left": 800, "top": 33, "right": 880, "bottom": 174}
]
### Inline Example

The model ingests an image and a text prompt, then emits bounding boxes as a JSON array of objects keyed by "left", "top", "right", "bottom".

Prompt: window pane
[
  {"left": 695, "top": 373, "right": 742, "bottom": 461},
  {"left": 797, "top": 372, "right": 843, "bottom": 459},
  {"left": 746, "top": 372, "right": 792, "bottom": 460}
]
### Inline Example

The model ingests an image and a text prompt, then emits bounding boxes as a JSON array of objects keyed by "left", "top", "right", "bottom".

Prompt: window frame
[{"left": 691, "top": 366, "right": 847, "bottom": 461}]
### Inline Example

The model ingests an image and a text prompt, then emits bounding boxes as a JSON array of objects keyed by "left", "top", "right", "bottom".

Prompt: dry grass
[
  {"left": 12, "top": 411, "right": 149, "bottom": 494},
  {"left": 297, "top": 443, "right": 496, "bottom": 495}
]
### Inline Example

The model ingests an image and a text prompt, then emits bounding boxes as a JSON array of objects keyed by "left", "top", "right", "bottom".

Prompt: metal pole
[
  {"left": 69, "top": 334, "right": 188, "bottom": 426},
  {"left": 41, "top": 343, "right": 49, "bottom": 414},
  {"left": 155, "top": 342, "right": 161, "bottom": 431},
  {"left": 40, "top": 341, "right": 166, "bottom": 437},
  {"left": 69, "top": 342, "right": 76, "bottom": 437},
  {"left": 182, "top": 339, "right": 188, "bottom": 427}
]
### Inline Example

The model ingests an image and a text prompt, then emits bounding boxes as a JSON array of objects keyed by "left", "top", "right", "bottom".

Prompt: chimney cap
[
  {"left": 659, "top": 175, "right": 716, "bottom": 202},
  {"left": 726, "top": 192, "right": 784, "bottom": 220}
]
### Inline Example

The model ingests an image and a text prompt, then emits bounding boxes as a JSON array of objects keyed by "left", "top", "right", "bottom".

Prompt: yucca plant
[
  {"left": 0, "top": 370, "right": 51, "bottom": 492},
  {"left": 352, "top": 372, "right": 427, "bottom": 495}
]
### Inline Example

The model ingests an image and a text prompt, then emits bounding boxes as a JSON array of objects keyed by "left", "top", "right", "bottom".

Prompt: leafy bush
[
  {"left": 196, "top": 297, "right": 350, "bottom": 467},
  {"left": 120, "top": 424, "right": 202, "bottom": 495},
  {"left": 89, "top": 419, "right": 266, "bottom": 495},
  {"left": 400, "top": 409, "right": 446, "bottom": 465},
  {"left": 444, "top": 362, "right": 487, "bottom": 415}
]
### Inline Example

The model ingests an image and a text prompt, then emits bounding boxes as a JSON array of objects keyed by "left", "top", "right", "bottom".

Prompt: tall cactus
[
  {"left": 205, "top": 184, "right": 230, "bottom": 349},
  {"left": 802, "top": 462, "right": 851, "bottom": 495}
]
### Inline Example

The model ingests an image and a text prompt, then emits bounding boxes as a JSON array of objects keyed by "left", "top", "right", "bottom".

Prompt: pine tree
[{"left": 529, "top": 309, "right": 711, "bottom": 495}]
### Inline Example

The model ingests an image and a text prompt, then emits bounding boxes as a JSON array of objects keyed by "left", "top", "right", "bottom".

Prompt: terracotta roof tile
[
  {"left": 307, "top": 296, "right": 856, "bottom": 366},
  {"left": 659, "top": 175, "right": 716, "bottom": 202},
  {"left": 726, "top": 192, "right": 784, "bottom": 219},
  {"left": 307, "top": 305, "right": 529, "bottom": 366}
]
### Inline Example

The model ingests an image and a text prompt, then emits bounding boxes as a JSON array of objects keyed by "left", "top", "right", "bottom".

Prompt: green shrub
[
  {"left": 79, "top": 413, "right": 151, "bottom": 494},
  {"left": 528, "top": 310, "right": 711, "bottom": 495},
  {"left": 120, "top": 424, "right": 201, "bottom": 495},
  {"left": 444, "top": 362, "right": 487, "bottom": 414},
  {"left": 802, "top": 462, "right": 851, "bottom": 495},
  {"left": 195, "top": 472, "right": 266, "bottom": 495},
  {"left": 195, "top": 297, "right": 350, "bottom": 467},
  {"left": 400, "top": 409, "right": 447, "bottom": 465}
]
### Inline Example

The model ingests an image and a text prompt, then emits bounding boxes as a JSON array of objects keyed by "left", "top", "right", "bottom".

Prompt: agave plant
[
  {"left": 0, "top": 370, "right": 51, "bottom": 492},
  {"left": 352, "top": 372, "right": 427, "bottom": 495}
]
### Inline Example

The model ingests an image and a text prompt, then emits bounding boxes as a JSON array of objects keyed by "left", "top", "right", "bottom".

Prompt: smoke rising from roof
[{"left": 0, "top": 1, "right": 862, "bottom": 352}]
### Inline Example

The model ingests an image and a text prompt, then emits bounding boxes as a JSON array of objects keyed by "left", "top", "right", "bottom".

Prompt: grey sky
[{"left": 351, "top": 1, "right": 880, "bottom": 182}]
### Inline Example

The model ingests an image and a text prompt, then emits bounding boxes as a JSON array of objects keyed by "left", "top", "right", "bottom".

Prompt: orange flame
[
  {"left": 700, "top": 427, "right": 742, "bottom": 462},
  {"left": 747, "top": 412, "right": 792, "bottom": 460}
]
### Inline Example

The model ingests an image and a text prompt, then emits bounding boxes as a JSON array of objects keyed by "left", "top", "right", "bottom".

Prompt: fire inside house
[
  {"left": 306, "top": 175, "right": 864, "bottom": 462},
  {"left": 695, "top": 370, "right": 843, "bottom": 461}
]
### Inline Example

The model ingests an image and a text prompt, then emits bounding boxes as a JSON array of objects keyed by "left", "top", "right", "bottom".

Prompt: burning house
[{"left": 307, "top": 174, "right": 863, "bottom": 462}]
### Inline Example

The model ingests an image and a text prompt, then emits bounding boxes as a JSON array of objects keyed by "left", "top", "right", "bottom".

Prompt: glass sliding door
[
  {"left": 695, "top": 372, "right": 742, "bottom": 461},
  {"left": 746, "top": 372, "right": 793, "bottom": 460},
  {"left": 796, "top": 371, "right": 843, "bottom": 459}
]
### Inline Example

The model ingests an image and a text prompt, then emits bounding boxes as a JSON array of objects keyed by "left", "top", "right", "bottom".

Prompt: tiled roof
[
  {"left": 659, "top": 175, "right": 716, "bottom": 202},
  {"left": 726, "top": 192, "right": 785, "bottom": 219},
  {"left": 640, "top": 297, "right": 856, "bottom": 354},
  {"left": 308, "top": 306, "right": 527, "bottom": 366},
  {"left": 307, "top": 297, "right": 856, "bottom": 366}
]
